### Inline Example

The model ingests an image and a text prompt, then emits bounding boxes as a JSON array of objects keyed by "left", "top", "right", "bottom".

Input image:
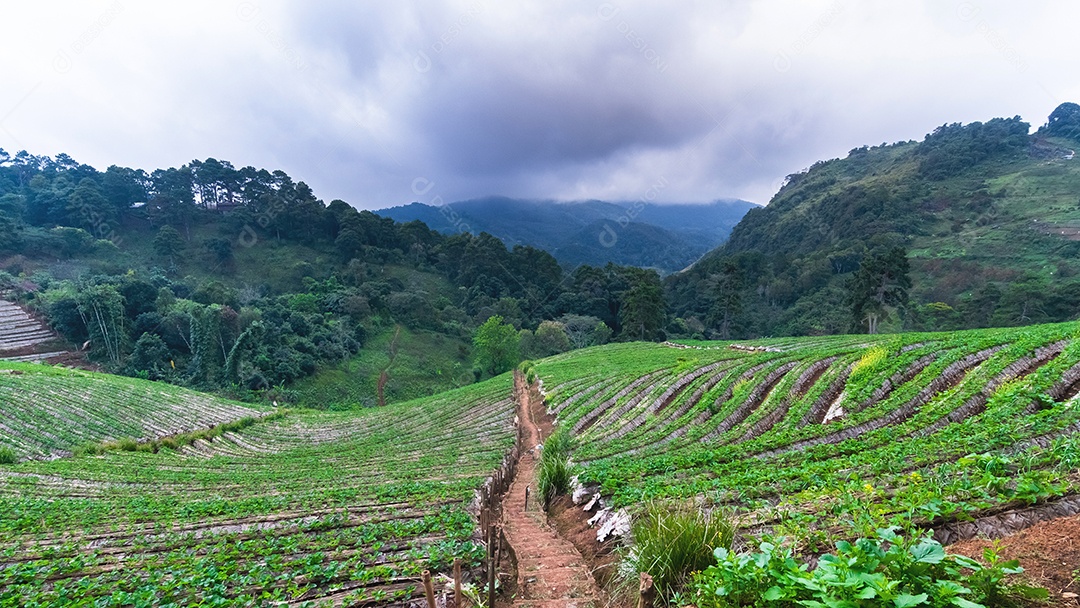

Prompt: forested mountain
[
  {"left": 667, "top": 103, "right": 1080, "bottom": 339},
  {"left": 0, "top": 152, "right": 669, "bottom": 406},
  {"left": 376, "top": 197, "right": 757, "bottom": 273}
]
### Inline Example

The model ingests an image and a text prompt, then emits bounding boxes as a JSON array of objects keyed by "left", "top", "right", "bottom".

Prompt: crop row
[
  {"left": 536, "top": 322, "right": 1080, "bottom": 544},
  {"left": 0, "top": 362, "right": 268, "bottom": 460},
  {"left": 0, "top": 375, "right": 517, "bottom": 606}
]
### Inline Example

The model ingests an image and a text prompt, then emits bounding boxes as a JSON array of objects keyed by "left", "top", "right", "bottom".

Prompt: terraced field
[
  {"left": 6, "top": 322, "right": 1080, "bottom": 606},
  {"left": 0, "top": 300, "right": 70, "bottom": 364},
  {"left": 537, "top": 322, "right": 1080, "bottom": 547},
  {"left": 0, "top": 361, "right": 270, "bottom": 461},
  {"left": 0, "top": 377, "right": 516, "bottom": 606}
]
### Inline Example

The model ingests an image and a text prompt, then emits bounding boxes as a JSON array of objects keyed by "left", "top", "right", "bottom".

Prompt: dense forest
[
  {"left": 0, "top": 152, "right": 665, "bottom": 404},
  {"left": 667, "top": 105, "right": 1080, "bottom": 338}
]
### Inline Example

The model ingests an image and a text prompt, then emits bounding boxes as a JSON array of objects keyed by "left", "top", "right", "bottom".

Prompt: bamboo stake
[
  {"left": 422, "top": 570, "right": 436, "bottom": 608},
  {"left": 453, "top": 558, "right": 462, "bottom": 608},
  {"left": 487, "top": 524, "right": 496, "bottom": 608},
  {"left": 638, "top": 572, "right": 656, "bottom": 608}
]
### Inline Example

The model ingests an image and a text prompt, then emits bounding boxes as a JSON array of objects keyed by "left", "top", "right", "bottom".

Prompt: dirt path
[{"left": 503, "top": 372, "right": 601, "bottom": 608}]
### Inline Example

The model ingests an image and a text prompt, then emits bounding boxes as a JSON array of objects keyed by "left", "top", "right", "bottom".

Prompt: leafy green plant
[
  {"left": 693, "top": 528, "right": 1047, "bottom": 608},
  {"left": 624, "top": 502, "right": 734, "bottom": 603},
  {"left": 0, "top": 446, "right": 17, "bottom": 464}
]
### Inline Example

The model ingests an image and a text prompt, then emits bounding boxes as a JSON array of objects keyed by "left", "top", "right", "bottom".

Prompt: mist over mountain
[{"left": 376, "top": 197, "right": 758, "bottom": 273}]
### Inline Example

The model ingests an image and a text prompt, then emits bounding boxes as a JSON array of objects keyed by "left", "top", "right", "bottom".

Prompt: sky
[{"left": 1, "top": 1, "right": 1077, "bottom": 209}]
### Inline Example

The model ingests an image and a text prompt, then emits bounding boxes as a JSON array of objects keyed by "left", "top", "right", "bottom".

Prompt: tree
[
  {"left": 153, "top": 225, "right": 185, "bottom": 263},
  {"left": 128, "top": 332, "right": 171, "bottom": 379},
  {"left": 75, "top": 283, "right": 126, "bottom": 365},
  {"left": 707, "top": 260, "right": 742, "bottom": 339},
  {"left": 559, "top": 314, "right": 611, "bottom": 349},
  {"left": 1042, "top": 102, "right": 1080, "bottom": 141},
  {"left": 847, "top": 246, "right": 911, "bottom": 334},
  {"left": 619, "top": 268, "right": 666, "bottom": 341},
  {"left": 202, "top": 237, "right": 234, "bottom": 268},
  {"left": 521, "top": 320, "right": 571, "bottom": 359},
  {"left": 473, "top": 315, "right": 520, "bottom": 377}
]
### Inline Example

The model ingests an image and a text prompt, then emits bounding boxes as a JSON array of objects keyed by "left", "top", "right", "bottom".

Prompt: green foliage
[
  {"left": 1040, "top": 102, "right": 1080, "bottom": 141},
  {"left": 537, "top": 427, "right": 575, "bottom": 509},
  {"left": 848, "top": 246, "right": 912, "bottom": 334},
  {"left": 693, "top": 528, "right": 1046, "bottom": 608},
  {"left": 625, "top": 502, "right": 734, "bottom": 603},
  {"left": 667, "top": 107, "right": 1080, "bottom": 340},
  {"left": 473, "top": 315, "right": 520, "bottom": 377},
  {"left": 152, "top": 225, "right": 185, "bottom": 260},
  {"left": 0, "top": 447, "right": 17, "bottom": 465},
  {"left": 521, "top": 320, "right": 572, "bottom": 359},
  {"left": 916, "top": 117, "right": 1030, "bottom": 180},
  {"left": 620, "top": 267, "right": 666, "bottom": 341}
]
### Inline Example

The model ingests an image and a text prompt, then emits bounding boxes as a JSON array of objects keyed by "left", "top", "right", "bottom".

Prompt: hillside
[
  {"left": 0, "top": 374, "right": 515, "bottom": 604},
  {"left": 536, "top": 322, "right": 1080, "bottom": 545},
  {"left": 668, "top": 107, "right": 1080, "bottom": 338},
  {"left": 5, "top": 323, "right": 1080, "bottom": 604},
  {"left": 376, "top": 197, "right": 758, "bottom": 273},
  {"left": 0, "top": 360, "right": 269, "bottom": 460},
  {"left": 0, "top": 154, "right": 665, "bottom": 407}
]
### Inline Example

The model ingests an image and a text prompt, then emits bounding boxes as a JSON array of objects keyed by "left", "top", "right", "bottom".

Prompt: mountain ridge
[{"left": 375, "top": 196, "right": 759, "bottom": 273}]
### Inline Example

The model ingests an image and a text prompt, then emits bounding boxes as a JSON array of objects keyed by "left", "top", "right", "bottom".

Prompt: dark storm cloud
[{"left": 2, "top": 1, "right": 1079, "bottom": 208}]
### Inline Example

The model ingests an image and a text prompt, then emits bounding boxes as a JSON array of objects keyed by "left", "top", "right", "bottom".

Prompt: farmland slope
[
  {"left": 535, "top": 322, "right": 1080, "bottom": 545},
  {"left": 0, "top": 361, "right": 270, "bottom": 461},
  {"left": 0, "top": 375, "right": 517, "bottom": 605}
]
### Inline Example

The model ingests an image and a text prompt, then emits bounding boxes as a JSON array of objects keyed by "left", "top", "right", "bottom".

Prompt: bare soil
[
  {"left": 499, "top": 372, "right": 601, "bottom": 608},
  {"left": 950, "top": 514, "right": 1080, "bottom": 607}
]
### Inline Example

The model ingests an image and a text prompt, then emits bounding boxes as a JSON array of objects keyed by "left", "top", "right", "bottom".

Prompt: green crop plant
[{"left": 692, "top": 528, "right": 1047, "bottom": 608}]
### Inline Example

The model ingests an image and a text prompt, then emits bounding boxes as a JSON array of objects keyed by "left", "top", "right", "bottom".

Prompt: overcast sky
[{"left": 1, "top": 1, "right": 1077, "bottom": 209}]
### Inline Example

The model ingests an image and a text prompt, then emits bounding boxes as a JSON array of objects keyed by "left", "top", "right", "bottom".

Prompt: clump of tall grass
[
  {"left": 0, "top": 447, "right": 17, "bottom": 465},
  {"left": 621, "top": 502, "right": 734, "bottom": 603},
  {"left": 536, "top": 427, "right": 575, "bottom": 510}
]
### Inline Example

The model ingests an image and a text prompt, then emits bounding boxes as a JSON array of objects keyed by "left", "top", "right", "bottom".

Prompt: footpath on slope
[{"left": 501, "top": 371, "right": 602, "bottom": 608}]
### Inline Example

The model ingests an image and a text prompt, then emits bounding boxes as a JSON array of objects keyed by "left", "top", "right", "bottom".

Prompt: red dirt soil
[
  {"left": 949, "top": 514, "right": 1080, "bottom": 607},
  {"left": 500, "top": 372, "right": 601, "bottom": 608}
]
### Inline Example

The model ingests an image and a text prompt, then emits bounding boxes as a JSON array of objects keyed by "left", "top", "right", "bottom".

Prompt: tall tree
[
  {"left": 153, "top": 225, "right": 185, "bottom": 264},
  {"left": 619, "top": 268, "right": 666, "bottom": 341},
  {"left": 707, "top": 260, "right": 743, "bottom": 339},
  {"left": 847, "top": 246, "right": 911, "bottom": 334},
  {"left": 473, "top": 314, "right": 520, "bottom": 377}
]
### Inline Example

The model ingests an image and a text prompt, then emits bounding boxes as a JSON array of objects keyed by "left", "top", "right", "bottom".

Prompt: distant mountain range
[{"left": 375, "top": 197, "right": 759, "bottom": 273}]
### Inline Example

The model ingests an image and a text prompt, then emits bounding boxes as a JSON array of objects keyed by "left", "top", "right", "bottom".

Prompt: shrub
[
  {"left": 537, "top": 427, "right": 575, "bottom": 509},
  {"left": 625, "top": 502, "right": 734, "bottom": 603},
  {"left": 0, "top": 447, "right": 17, "bottom": 465},
  {"left": 692, "top": 528, "right": 1047, "bottom": 608},
  {"left": 74, "top": 442, "right": 105, "bottom": 457},
  {"left": 117, "top": 437, "right": 139, "bottom": 452}
]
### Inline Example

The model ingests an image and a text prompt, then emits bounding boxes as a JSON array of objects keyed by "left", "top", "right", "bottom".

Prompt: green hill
[{"left": 668, "top": 106, "right": 1080, "bottom": 338}]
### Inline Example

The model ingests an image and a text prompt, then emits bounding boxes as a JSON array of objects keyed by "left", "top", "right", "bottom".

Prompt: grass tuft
[
  {"left": 537, "top": 427, "right": 575, "bottom": 509},
  {"left": 0, "top": 447, "right": 17, "bottom": 465},
  {"left": 622, "top": 502, "right": 734, "bottom": 603}
]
